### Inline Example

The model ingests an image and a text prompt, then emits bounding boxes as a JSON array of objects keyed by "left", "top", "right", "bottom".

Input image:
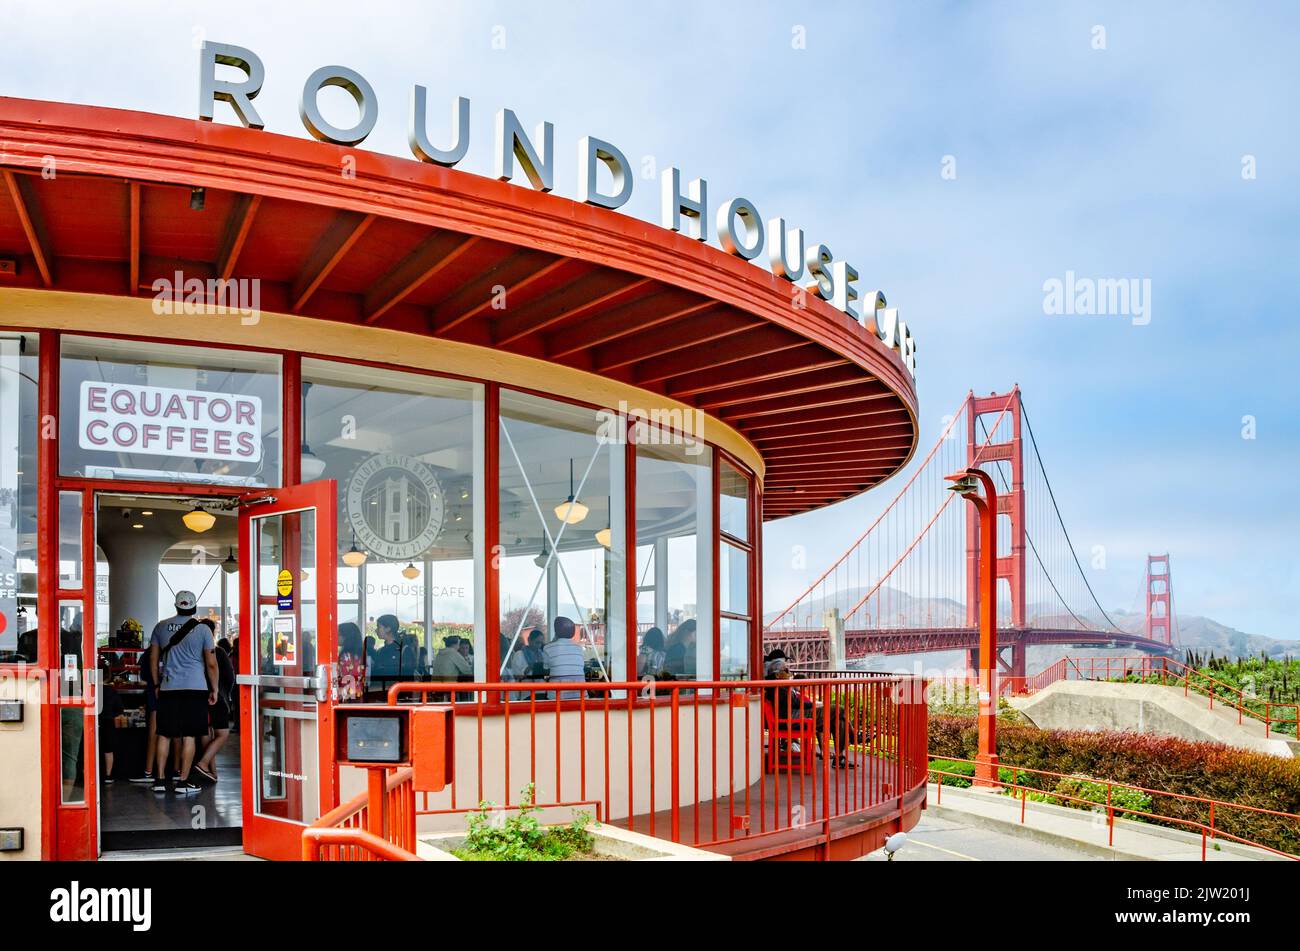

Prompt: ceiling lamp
[
  {"left": 553, "top": 459, "right": 588, "bottom": 525},
  {"left": 183, "top": 506, "right": 216, "bottom": 533},
  {"left": 221, "top": 548, "right": 239, "bottom": 574},
  {"left": 533, "top": 538, "right": 551, "bottom": 570},
  {"left": 401, "top": 562, "right": 421, "bottom": 580},
  {"left": 299, "top": 382, "right": 328, "bottom": 481},
  {"left": 342, "top": 534, "right": 368, "bottom": 568},
  {"left": 595, "top": 496, "right": 612, "bottom": 548}
]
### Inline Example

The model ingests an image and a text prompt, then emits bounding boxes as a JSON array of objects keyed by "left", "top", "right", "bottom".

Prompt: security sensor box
[
  {"left": 334, "top": 704, "right": 453, "bottom": 792},
  {"left": 336, "top": 706, "right": 411, "bottom": 766}
]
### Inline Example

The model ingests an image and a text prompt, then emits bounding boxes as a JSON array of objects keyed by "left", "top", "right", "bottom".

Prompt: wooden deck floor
[{"left": 627, "top": 748, "right": 916, "bottom": 860}]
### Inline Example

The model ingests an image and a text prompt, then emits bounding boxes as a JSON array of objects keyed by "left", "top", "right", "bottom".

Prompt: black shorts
[
  {"left": 158, "top": 690, "right": 210, "bottom": 738},
  {"left": 209, "top": 695, "right": 231, "bottom": 732}
]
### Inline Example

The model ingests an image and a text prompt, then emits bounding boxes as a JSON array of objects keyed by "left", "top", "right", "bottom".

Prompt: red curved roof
[{"left": 0, "top": 96, "right": 917, "bottom": 518}]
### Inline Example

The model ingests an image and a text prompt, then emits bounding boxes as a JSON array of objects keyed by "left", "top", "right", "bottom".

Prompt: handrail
[
  {"left": 927, "top": 754, "right": 1300, "bottom": 861},
  {"left": 301, "top": 827, "right": 420, "bottom": 861}
]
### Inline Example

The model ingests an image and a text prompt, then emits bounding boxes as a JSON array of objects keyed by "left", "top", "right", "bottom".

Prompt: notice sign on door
[
  {"left": 272, "top": 615, "right": 297, "bottom": 667},
  {"left": 78, "top": 381, "right": 262, "bottom": 462},
  {"left": 276, "top": 569, "right": 294, "bottom": 611}
]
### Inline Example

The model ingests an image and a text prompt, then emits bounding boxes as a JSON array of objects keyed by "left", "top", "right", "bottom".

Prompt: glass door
[{"left": 237, "top": 480, "right": 337, "bottom": 861}]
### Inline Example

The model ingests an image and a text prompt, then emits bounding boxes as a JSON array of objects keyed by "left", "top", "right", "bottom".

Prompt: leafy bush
[
  {"left": 456, "top": 784, "right": 595, "bottom": 861},
  {"left": 928, "top": 715, "right": 1300, "bottom": 854}
]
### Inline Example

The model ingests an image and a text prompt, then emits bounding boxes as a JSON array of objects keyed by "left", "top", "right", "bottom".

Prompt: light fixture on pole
[
  {"left": 221, "top": 547, "right": 239, "bottom": 574},
  {"left": 342, "top": 533, "right": 368, "bottom": 568},
  {"left": 401, "top": 562, "right": 420, "bottom": 580},
  {"left": 183, "top": 505, "right": 216, "bottom": 533},
  {"left": 945, "top": 466, "right": 999, "bottom": 786},
  {"left": 553, "top": 458, "right": 588, "bottom": 525}
]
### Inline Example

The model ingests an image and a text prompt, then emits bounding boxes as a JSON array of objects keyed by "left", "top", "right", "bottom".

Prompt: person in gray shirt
[{"left": 148, "top": 590, "right": 217, "bottom": 795}]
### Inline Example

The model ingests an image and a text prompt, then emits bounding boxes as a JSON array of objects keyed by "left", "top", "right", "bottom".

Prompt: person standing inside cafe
[{"left": 149, "top": 590, "right": 218, "bottom": 795}]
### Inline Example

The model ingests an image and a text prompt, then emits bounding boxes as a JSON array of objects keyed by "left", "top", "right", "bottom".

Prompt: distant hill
[{"left": 765, "top": 586, "right": 1298, "bottom": 670}]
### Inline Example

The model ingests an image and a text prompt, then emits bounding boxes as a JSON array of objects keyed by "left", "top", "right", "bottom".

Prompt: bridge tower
[
  {"left": 965, "top": 388, "right": 1027, "bottom": 678},
  {"left": 1144, "top": 554, "right": 1174, "bottom": 646}
]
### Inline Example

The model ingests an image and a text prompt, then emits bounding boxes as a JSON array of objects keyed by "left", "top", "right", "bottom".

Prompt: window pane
[
  {"left": 719, "top": 459, "right": 749, "bottom": 542},
  {"left": 59, "top": 491, "right": 82, "bottom": 590},
  {"left": 59, "top": 599, "right": 87, "bottom": 803},
  {"left": 60, "top": 336, "right": 281, "bottom": 487},
  {"left": 719, "top": 541, "right": 748, "bottom": 616},
  {"left": 635, "top": 432, "right": 712, "bottom": 682},
  {"left": 302, "top": 359, "right": 483, "bottom": 694},
  {"left": 1, "top": 333, "right": 39, "bottom": 662},
  {"left": 719, "top": 617, "right": 749, "bottom": 681},
  {"left": 498, "top": 390, "right": 625, "bottom": 693}
]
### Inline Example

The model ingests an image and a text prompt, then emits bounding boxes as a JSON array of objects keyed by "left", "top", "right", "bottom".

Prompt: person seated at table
[
  {"left": 637, "top": 627, "right": 667, "bottom": 679},
  {"left": 543, "top": 616, "right": 585, "bottom": 700}
]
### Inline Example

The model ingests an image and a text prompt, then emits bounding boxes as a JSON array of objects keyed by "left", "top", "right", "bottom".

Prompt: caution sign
[{"left": 276, "top": 568, "right": 294, "bottom": 611}]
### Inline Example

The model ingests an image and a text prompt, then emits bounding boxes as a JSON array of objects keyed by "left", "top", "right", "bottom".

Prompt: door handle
[{"left": 315, "top": 663, "right": 333, "bottom": 703}]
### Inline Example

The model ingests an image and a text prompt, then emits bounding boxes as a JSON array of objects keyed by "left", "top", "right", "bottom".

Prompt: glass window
[
  {"left": 498, "top": 390, "right": 625, "bottom": 692},
  {"left": 302, "top": 359, "right": 484, "bottom": 694},
  {"left": 59, "top": 336, "right": 281, "bottom": 487},
  {"left": 0, "top": 332, "right": 39, "bottom": 663},
  {"left": 719, "top": 459, "right": 750, "bottom": 542},
  {"left": 58, "top": 599, "right": 87, "bottom": 803},
  {"left": 719, "top": 616, "right": 750, "bottom": 682},
  {"left": 634, "top": 433, "right": 712, "bottom": 682},
  {"left": 59, "top": 491, "right": 82, "bottom": 589},
  {"left": 719, "top": 542, "right": 749, "bottom": 616}
]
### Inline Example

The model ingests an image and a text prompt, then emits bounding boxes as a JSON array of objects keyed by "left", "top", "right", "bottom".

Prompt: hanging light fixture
[
  {"left": 401, "top": 562, "right": 421, "bottom": 580},
  {"left": 183, "top": 505, "right": 216, "bottom": 533},
  {"left": 553, "top": 458, "right": 588, "bottom": 525},
  {"left": 533, "top": 537, "right": 551, "bottom": 570},
  {"left": 595, "top": 496, "right": 612, "bottom": 548},
  {"left": 299, "top": 382, "right": 328, "bottom": 481},
  {"left": 221, "top": 547, "right": 239, "bottom": 574},
  {"left": 342, "top": 533, "right": 367, "bottom": 568}
]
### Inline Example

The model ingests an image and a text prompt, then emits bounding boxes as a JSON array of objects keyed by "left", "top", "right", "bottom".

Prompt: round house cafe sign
[{"left": 346, "top": 453, "right": 445, "bottom": 561}]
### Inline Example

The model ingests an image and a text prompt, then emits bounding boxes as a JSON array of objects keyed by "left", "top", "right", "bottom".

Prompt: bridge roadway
[{"left": 762, "top": 627, "right": 1175, "bottom": 667}]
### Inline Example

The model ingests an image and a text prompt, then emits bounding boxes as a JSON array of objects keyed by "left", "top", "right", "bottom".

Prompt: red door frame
[{"left": 237, "top": 479, "right": 338, "bottom": 861}]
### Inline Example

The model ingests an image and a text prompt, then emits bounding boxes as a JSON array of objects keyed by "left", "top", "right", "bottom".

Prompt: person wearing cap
[{"left": 148, "top": 591, "right": 218, "bottom": 795}]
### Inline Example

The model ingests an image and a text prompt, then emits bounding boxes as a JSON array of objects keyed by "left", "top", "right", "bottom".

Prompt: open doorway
[{"left": 94, "top": 492, "right": 243, "bottom": 851}]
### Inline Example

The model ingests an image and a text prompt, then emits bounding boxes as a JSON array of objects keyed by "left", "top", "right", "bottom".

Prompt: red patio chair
[{"left": 763, "top": 698, "right": 815, "bottom": 775}]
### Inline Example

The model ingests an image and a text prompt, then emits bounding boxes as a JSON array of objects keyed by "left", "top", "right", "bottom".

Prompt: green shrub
[
  {"left": 456, "top": 784, "right": 595, "bottom": 861},
  {"left": 928, "top": 715, "right": 1300, "bottom": 853}
]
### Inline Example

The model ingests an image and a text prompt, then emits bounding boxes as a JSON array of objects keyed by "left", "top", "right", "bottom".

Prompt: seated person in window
[
  {"left": 663, "top": 619, "right": 697, "bottom": 679},
  {"left": 637, "top": 626, "right": 667, "bottom": 679},
  {"left": 431, "top": 635, "right": 472, "bottom": 681},
  {"left": 543, "top": 616, "right": 585, "bottom": 700}
]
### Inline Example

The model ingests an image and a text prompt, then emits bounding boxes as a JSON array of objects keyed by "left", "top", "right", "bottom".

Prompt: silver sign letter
[
  {"left": 409, "top": 88, "right": 470, "bottom": 167},
  {"left": 494, "top": 109, "right": 554, "bottom": 192},
  {"left": 198, "top": 41, "right": 265, "bottom": 129},
  {"left": 578, "top": 135, "right": 633, "bottom": 210},
  {"left": 299, "top": 65, "right": 378, "bottom": 146}
]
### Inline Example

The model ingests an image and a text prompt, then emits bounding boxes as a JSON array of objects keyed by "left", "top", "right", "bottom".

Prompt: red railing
[
  {"left": 1007, "top": 656, "right": 1300, "bottom": 737},
  {"left": 378, "top": 675, "right": 928, "bottom": 856},
  {"left": 302, "top": 765, "right": 420, "bottom": 861},
  {"left": 927, "top": 754, "right": 1300, "bottom": 860}
]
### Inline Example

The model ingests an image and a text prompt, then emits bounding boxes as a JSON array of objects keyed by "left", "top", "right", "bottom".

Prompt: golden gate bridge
[{"left": 763, "top": 387, "right": 1177, "bottom": 673}]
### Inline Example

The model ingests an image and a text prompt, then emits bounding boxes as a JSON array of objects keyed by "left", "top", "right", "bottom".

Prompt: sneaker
[
  {"left": 151, "top": 780, "right": 167, "bottom": 793},
  {"left": 128, "top": 773, "right": 155, "bottom": 785},
  {"left": 193, "top": 764, "right": 217, "bottom": 784},
  {"left": 177, "top": 779, "right": 202, "bottom": 795},
  {"left": 104, "top": 777, "right": 115, "bottom": 786}
]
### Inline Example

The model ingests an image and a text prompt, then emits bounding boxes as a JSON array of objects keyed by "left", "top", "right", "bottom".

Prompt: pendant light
[
  {"left": 342, "top": 533, "right": 367, "bottom": 568},
  {"left": 221, "top": 547, "right": 239, "bottom": 574},
  {"left": 299, "top": 381, "right": 327, "bottom": 481},
  {"left": 595, "top": 495, "right": 612, "bottom": 548},
  {"left": 533, "top": 536, "right": 551, "bottom": 570},
  {"left": 402, "top": 562, "right": 421, "bottom": 580},
  {"left": 553, "top": 459, "right": 588, "bottom": 525},
  {"left": 183, "top": 505, "right": 215, "bottom": 533}
]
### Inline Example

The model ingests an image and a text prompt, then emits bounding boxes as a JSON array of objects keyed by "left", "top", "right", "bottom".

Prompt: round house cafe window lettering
[{"left": 346, "top": 453, "right": 445, "bottom": 561}]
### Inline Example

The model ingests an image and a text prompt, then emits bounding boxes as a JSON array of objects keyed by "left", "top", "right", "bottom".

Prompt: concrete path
[
  {"left": 917, "top": 784, "right": 1290, "bottom": 861},
  {"left": 1010, "top": 680, "right": 1296, "bottom": 757},
  {"left": 860, "top": 811, "right": 1090, "bottom": 861}
]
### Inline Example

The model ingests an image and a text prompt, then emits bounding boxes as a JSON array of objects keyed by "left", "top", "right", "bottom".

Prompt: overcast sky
[{"left": 5, "top": 1, "right": 1297, "bottom": 638}]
